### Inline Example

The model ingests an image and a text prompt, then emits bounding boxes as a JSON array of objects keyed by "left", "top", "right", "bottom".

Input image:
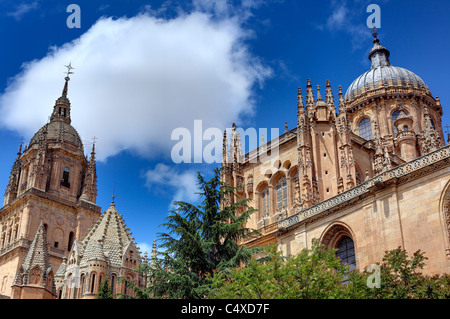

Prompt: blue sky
[{"left": 0, "top": 0, "right": 449, "bottom": 255}]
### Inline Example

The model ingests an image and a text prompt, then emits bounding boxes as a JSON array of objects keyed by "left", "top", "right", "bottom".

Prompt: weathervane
[{"left": 64, "top": 62, "right": 75, "bottom": 79}]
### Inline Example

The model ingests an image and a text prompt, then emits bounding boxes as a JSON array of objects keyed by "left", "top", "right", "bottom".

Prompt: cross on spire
[{"left": 64, "top": 62, "right": 75, "bottom": 79}]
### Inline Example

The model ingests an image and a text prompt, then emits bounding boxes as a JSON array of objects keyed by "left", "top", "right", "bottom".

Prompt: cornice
[{"left": 278, "top": 144, "right": 450, "bottom": 233}]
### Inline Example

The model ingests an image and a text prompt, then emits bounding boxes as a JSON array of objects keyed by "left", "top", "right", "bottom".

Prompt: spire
[
  {"left": 306, "top": 79, "right": 314, "bottom": 106},
  {"left": 4, "top": 143, "right": 22, "bottom": 206},
  {"left": 325, "top": 80, "right": 336, "bottom": 118},
  {"left": 338, "top": 85, "right": 346, "bottom": 114},
  {"left": 420, "top": 104, "right": 442, "bottom": 154},
  {"left": 222, "top": 129, "right": 228, "bottom": 164},
  {"left": 79, "top": 141, "right": 97, "bottom": 203},
  {"left": 50, "top": 64, "right": 74, "bottom": 125},
  {"left": 315, "top": 85, "right": 324, "bottom": 105},
  {"left": 297, "top": 86, "right": 305, "bottom": 117},
  {"left": 368, "top": 29, "right": 390, "bottom": 69},
  {"left": 325, "top": 80, "right": 334, "bottom": 106}
]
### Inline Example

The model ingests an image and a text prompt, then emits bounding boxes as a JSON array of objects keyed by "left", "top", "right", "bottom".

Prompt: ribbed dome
[
  {"left": 29, "top": 121, "right": 84, "bottom": 152},
  {"left": 344, "top": 31, "right": 431, "bottom": 103},
  {"left": 345, "top": 65, "right": 430, "bottom": 102}
]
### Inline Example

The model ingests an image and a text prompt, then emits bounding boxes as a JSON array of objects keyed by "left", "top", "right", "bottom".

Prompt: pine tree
[
  {"left": 147, "top": 167, "right": 260, "bottom": 299},
  {"left": 96, "top": 278, "right": 113, "bottom": 299}
]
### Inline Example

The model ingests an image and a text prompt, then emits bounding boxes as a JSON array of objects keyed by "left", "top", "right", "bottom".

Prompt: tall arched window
[
  {"left": 90, "top": 273, "right": 96, "bottom": 293},
  {"left": 111, "top": 275, "right": 116, "bottom": 295},
  {"left": 61, "top": 167, "right": 70, "bottom": 188},
  {"left": 67, "top": 232, "right": 74, "bottom": 251},
  {"left": 392, "top": 110, "right": 400, "bottom": 137},
  {"left": 336, "top": 236, "right": 356, "bottom": 271},
  {"left": 276, "top": 177, "right": 287, "bottom": 212},
  {"left": 261, "top": 187, "right": 270, "bottom": 218},
  {"left": 358, "top": 118, "right": 373, "bottom": 141},
  {"left": 80, "top": 274, "right": 85, "bottom": 297}
]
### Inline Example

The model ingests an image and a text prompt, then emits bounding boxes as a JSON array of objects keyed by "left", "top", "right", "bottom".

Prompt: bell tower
[{"left": 0, "top": 67, "right": 102, "bottom": 298}]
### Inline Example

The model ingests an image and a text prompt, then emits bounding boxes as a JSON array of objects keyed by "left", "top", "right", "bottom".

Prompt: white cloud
[
  {"left": 319, "top": 0, "right": 373, "bottom": 51},
  {"left": 0, "top": 7, "right": 271, "bottom": 161},
  {"left": 144, "top": 163, "right": 199, "bottom": 206},
  {"left": 7, "top": 1, "right": 39, "bottom": 21}
]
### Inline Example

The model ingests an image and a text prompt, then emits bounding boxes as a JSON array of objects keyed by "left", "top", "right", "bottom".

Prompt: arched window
[
  {"left": 276, "top": 177, "right": 287, "bottom": 212},
  {"left": 261, "top": 187, "right": 270, "bottom": 218},
  {"left": 392, "top": 110, "right": 400, "bottom": 137},
  {"left": 336, "top": 236, "right": 356, "bottom": 271},
  {"left": 430, "top": 119, "right": 436, "bottom": 130},
  {"left": 90, "top": 273, "right": 96, "bottom": 293},
  {"left": 80, "top": 274, "right": 85, "bottom": 297},
  {"left": 61, "top": 167, "right": 70, "bottom": 188},
  {"left": 358, "top": 118, "right": 373, "bottom": 141},
  {"left": 67, "top": 232, "right": 74, "bottom": 251},
  {"left": 111, "top": 275, "right": 116, "bottom": 295}
]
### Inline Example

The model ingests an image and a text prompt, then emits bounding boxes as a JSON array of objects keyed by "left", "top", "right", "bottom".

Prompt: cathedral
[
  {"left": 222, "top": 31, "right": 450, "bottom": 275},
  {"left": 0, "top": 29, "right": 449, "bottom": 299},
  {"left": 0, "top": 73, "right": 147, "bottom": 299}
]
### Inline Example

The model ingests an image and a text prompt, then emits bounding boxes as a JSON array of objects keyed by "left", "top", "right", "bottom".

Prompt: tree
[
  {"left": 96, "top": 278, "right": 113, "bottom": 299},
  {"left": 209, "top": 243, "right": 450, "bottom": 299},
  {"left": 126, "top": 167, "right": 260, "bottom": 299},
  {"left": 346, "top": 247, "right": 450, "bottom": 299},
  {"left": 209, "top": 239, "right": 349, "bottom": 299}
]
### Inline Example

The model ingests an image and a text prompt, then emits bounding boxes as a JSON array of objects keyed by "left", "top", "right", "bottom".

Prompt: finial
[
  {"left": 64, "top": 62, "right": 75, "bottom": 80},
  {"left": 316, "top": 85, "right": 323, "bottom": 101},
  {"left": 91, "top": 136, "right": 97, "bottom": 153},
  {"left": 284, "top": 122, "right": 288, "bottom": 133},
  {"left": 112, "top": 183, "right": 117, "bottom": 204}
]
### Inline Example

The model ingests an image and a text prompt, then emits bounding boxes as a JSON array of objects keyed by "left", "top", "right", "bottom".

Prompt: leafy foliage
[
  {"left": 209, "top": 239, "right": 349, "bottom": 299},
  {"left": 209, "top": 244, "right": 450, "bottom": 299},
  {"left": 346, "top": 247, "right": 450, "bottom": 299}
]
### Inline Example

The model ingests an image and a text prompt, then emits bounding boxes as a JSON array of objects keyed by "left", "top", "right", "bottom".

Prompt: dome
[
  {"left": 29, "top": 120, "right": 84, "bottom": 153},
  {"left": 344, "top": 31, "right": 431, "bottom": 104},
  {"left": 28, "top": 75, "right": 84, "bottom": 153},
  {"left": 345, "top": 65, "right": 430, "bottom": 102}
]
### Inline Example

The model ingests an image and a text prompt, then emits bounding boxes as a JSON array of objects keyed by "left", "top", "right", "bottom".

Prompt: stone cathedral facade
[
  {"left": 0, "top": 75, "right": 145, "bottom": 299},
  {"left": 222, "top": 32, "right": 450, "bottom": 275}
]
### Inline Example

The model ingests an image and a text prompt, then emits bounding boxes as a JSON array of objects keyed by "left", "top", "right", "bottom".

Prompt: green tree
[
  {"left": 96, "top": 278, "right": 113, "bottom": 299},
  {"left": 347, "top": 247, "right": 450, "bottom": 299},
  {"left": 209, "top": 239, "right": 349, "bottom": 299},
  {"left": 126, "top": 167, "right": 259, "bottom": 299}
]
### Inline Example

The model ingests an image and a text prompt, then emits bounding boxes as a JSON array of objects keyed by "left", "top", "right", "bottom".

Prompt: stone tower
[{"left": 0, "top": 73, "right": 102, "bottom": 298}]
